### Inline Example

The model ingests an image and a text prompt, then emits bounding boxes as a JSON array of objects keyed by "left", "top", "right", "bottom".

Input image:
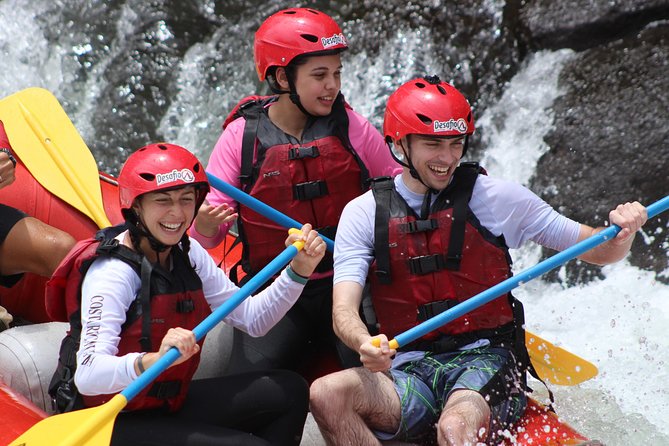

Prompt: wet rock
[
  {"left": 519, "top": 0, "right": 669, "bottom": 50},
  {"left": 531, "top": 22, "right": 669, "bottom": 283}
]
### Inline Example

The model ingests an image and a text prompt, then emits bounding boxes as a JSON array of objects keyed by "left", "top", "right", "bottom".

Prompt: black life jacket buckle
[
  {"left": 148, "top": 380, "right": 182, "bottom": 399},
  {"left": 288, "top": 146, "right": 320, "bottom": 160},
  {"left": 404, "top": 219, "right": 439, "bottom": 233},
  {"left": 417, "top": 299, "right": 458, "bottom": 321},
  {"left": 408, "top": 254, "right": 446, "bottom": 275},
  {"left": 293, "top": 180, "right": 328, "bottom": 200},
  {"left": 96, "top": 238, "right": 120, "bottom": 254}
]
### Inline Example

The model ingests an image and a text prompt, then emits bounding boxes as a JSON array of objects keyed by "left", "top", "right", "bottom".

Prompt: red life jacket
[
  {"left": 227, "top": 93, "right": 370, "bottom": 278},
  {"left": 369, "top": 165, "right": 516, "bottom": 349},
  {"left": 46, "top": 226, "right": 211, "bottom": 413}
]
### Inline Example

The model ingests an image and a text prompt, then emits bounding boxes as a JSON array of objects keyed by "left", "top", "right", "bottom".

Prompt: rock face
[
  {"left": 518, "top": 0, "right": 669, "bottom": 50},
  {"left": 531, "top": 22, "right": 669, "bottom": 283}
]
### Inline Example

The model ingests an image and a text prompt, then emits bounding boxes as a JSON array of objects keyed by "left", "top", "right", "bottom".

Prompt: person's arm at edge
[{"left": 576, "top": 201, "right": 647, "bottom": 265}]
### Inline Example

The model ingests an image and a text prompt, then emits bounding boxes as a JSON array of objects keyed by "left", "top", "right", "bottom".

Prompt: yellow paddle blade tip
[
  {"left": 526, "top": 332, "right": 598, "bottom": 386},
  {"left": 9, "top": 394, "right": 127, "bottom": 446}
]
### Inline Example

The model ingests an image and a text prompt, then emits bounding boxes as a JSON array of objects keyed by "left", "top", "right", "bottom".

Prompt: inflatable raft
[{"left": 0, "top": 88, "right": 594, "bottom": 445}]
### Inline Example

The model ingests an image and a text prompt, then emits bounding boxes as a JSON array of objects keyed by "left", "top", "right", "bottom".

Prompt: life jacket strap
[
  {"left": 147, "top": 380, "right": 182, "bottom": 400},
  {"left": 417, "top": 299, "right": 458, "bottom": 321}
]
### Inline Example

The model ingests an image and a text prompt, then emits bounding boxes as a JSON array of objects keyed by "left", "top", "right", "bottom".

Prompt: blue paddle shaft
[
  {"left": 394, "top": 195, "right": 669, "bottom": 347},
  {"left": 121, "top": 242, "right": 301, "bottom": 401},
  {"left": 206, "top": 172, "right": 335, "bottom": 252}
]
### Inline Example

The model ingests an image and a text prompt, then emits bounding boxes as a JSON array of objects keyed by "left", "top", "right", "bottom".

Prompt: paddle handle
[
  {"left": 206, "top": 172, "right": 335, "bottom": 252},
  {"left": 121, "top": 237, "right": 304, "bottom": 401},
  {"left": 371, "top": 338, "right": 399, "bottom": 350},
  {"left": 389, "top": 195, "right": 669, "bottom": 348}
]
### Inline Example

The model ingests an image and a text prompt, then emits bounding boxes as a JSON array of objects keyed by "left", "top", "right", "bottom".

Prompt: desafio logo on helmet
[
  {"left": 156, "top": 169, "right": 196, "bottom": 186},
  {"left": 433, "top": 119, "right": 468, "bottom": 134},
  {"left": 321, "top": 33, "right": 346, "bottom": 49}
]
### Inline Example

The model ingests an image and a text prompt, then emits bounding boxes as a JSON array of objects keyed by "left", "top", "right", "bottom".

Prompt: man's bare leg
[{"left": 310, "top": 367, "right": 401, "bottom": 446}]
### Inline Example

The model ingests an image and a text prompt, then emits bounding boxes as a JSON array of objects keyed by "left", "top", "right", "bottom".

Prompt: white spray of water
[
  {"left": 342, "top": 26, "right": 440, "bottom": 130},
  {"left": 0, "top": 0, "right": 63, "bottom": 94},
  {"left": 157, "top": 24, "right": 257, "bottom": 161}
]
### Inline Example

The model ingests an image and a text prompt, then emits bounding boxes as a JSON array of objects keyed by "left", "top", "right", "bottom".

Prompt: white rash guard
[{"left": 75, "top": 233, "right": 305, "bottom": 395}]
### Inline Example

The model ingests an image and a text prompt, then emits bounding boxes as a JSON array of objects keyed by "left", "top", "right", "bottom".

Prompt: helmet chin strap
[
  {"left": 391, "top": 137, "right": 437, "bottom": 220},
  {"left": 265, "top": 71, "right": 314, "bottom": 118},
  {"left": 286, "top": 75, "right": 314, "bottom": 118},
  {"left": 135, "top": 215, "right": 171, "bottom": 254},
  {"left": 124, "top": 209, "right": 170, "bottom": 256}
]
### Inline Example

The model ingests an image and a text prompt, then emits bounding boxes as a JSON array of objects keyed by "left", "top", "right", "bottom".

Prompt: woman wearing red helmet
[
  {"left": 192, "top": 8, "right": 400, "bottom": 374},
  {"left": 49, "top": 143, "right": 326, "bottom": 445},
  {"left": 309, "top": 76, "right": 646, "bottom": 444}
]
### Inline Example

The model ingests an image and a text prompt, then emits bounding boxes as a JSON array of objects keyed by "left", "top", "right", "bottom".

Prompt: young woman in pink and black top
[{"left": 192, "top": 8, "right": 400, "bottom": 374}]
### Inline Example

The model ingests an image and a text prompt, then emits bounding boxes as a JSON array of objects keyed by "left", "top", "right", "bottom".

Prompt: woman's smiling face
[
  {"left": 134, "top": 186, "right": 197, "bottom": 246},
  {"left": 293, "top": 53, "right": 342, "bottom": 116}
]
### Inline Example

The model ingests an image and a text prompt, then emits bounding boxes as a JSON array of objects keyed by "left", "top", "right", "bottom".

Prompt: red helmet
[
  {"left": 118, "top": 143, "right": 210, "bottom": 213},
  {"left": 383, "top": 76, "right": 475, "bottom": 142},
  {"left": 254, "top": 8, "right": 348, "bottom": 81}
]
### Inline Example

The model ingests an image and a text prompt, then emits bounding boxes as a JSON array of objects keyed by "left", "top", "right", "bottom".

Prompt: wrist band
[
  {"left": 136, "top": 352, "right": 147, "bottom": 374},
  {"left": 286, "top": 265, "right": 309, "bottom": 285},
  {"left": 0, "top": 148, "right": 16, "bottom": 168}
]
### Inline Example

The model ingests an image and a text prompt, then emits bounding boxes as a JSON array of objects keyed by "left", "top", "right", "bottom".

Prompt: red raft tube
[{"left": 0, "top": 159, "right": 123, "bottom": 322}]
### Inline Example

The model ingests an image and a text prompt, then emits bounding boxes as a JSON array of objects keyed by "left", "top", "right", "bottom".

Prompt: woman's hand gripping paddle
[
  {"left": 376, "top": 195, "right": 669, "bottom": 385},
  {"left": 207, "top": 172, "right": 599, "bottom": 386},
  {"left": 206, "top": 172, "right": 334, "bottom": 251},
  {"left": 9, "top": 230, "right": 306, "bottom": 446},
  {"left": 0, "top": 87, "right": 112, "bottom": 228}
]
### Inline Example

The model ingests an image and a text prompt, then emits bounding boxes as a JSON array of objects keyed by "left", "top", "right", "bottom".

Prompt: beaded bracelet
[{"left": 0, "top": 148, "right": 16, "bottom": 168}]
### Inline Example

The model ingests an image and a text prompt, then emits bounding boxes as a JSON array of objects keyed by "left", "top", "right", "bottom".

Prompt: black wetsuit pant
[
  {"left": 226, "top": 277, "right": 360, "bottom": 374},
  {"left": 110, "top": 370, "right": 308, "bottom": 446}
]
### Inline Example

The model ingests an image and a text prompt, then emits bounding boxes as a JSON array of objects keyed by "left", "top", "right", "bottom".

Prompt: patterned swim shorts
[{"left": 375, "top": 346, "right": 527, "bottom": 444}]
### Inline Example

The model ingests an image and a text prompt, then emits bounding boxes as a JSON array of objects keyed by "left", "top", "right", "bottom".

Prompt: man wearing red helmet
[
  {"left": 309, "top": 76, "right": 647, "bottom": 445},
  {"left": 192, "top": 8, "right": 400, "bottom": 374},
  {"left": 48, "top": 143, "right": 326, "bottom": 445}
]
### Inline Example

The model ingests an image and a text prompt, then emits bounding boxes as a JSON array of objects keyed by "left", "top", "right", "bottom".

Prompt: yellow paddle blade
[
  {"left": 0, "top": 87, "right": 111, "bottom": 228},
  {"left": 9, "top": 394, "right": 127, "bottom": 446},
  {"left": 526, "top": 331, "right": 598, "bottom": 386}
]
